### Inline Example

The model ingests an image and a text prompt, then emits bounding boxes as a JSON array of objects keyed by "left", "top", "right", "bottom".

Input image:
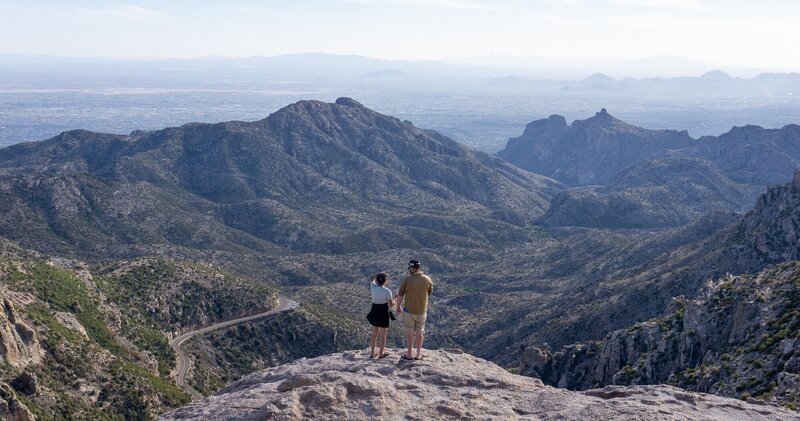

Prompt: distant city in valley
[{"left": 2, "top": 54, "right": 800, "bottom": 152}]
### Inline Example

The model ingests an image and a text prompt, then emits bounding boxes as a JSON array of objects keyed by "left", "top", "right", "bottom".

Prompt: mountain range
[
  {"left": 0, "top": 97, "right": 559, "bottom": 258},
  {"left": 516, "top": 170, "right": 800, "bottom": 407},
  {"left": 499, "top": 109, "right": 800, "bottom": 229},
  {"left": 498, "top": 108, "right": 800, "bottom": 188},
  {"left": 0, "top": 53, "right": 779, "bottom": 82},
  {"left": 1, "top": 97, "right": 800, "bottom": 418}
]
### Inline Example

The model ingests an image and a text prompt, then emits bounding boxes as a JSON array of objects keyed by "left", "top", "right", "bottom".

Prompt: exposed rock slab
[
  {"left": 54, "top": 311, "right": 89, "bottom": 340},
  {"left": 0, "top": 296, "right": 43, "bottom": 368},
  {"left": 159, "top": 349, "right": 798, "bottom": 420},
  {"left": 0, "top": 382, "right": 35, "bottom": 421}
]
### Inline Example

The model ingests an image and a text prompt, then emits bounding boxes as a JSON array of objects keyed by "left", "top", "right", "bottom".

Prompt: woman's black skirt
[{"left": 366, "top": 303, "right": 390, "bottom": 328}]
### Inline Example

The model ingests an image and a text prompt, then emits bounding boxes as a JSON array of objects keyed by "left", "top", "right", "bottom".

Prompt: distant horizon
[
  {"left": 2, "top": 1, "right": 800, "bottom": 73},
  {"left": 0, "top": 50, "right": 782, "bottom": 67},
  {"left": 0, "top": 51, "right": 789, "bottom": 80}
]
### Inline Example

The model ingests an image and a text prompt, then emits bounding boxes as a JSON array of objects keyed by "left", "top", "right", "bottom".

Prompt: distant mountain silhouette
[{"left": 699, "top": 69, "right": 733, "bottom": 81}]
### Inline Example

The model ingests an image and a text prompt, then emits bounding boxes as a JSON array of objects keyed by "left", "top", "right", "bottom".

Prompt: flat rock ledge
[{"left": 159, "top": 349, "right": 799, "bottom": 420}]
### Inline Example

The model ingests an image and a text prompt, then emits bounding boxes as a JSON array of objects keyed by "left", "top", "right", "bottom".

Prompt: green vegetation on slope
[{"left": 0, "top": 255, "right": 282, "bottom": 419}]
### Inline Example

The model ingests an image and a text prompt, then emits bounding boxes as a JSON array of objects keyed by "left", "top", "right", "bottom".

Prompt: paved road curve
[{"left": 169, "top": 296, "right": 299, "bottom": 400}]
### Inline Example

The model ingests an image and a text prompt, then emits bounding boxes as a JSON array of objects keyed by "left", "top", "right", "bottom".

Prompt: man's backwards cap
[{"left": 408, "top": 259, "right": 421, "bottom": 269}]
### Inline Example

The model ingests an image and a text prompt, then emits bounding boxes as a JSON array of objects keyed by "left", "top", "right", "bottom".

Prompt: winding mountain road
[{"left": 169, "top": 296, "right": 299, "bottom": 400}]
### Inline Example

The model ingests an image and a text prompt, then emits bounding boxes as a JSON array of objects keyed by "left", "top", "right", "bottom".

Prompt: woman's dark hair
[{"left": 375, "top": 272, "right": 388, "bottom": 286}]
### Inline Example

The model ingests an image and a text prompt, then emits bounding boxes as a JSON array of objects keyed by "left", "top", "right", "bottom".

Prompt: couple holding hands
[{"left": 366, "top": 259, "right": 433, "bottom": 360}]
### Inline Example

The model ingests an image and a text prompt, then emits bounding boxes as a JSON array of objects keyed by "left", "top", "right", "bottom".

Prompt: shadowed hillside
[{"left": 0, "top": 98, "right": 560, "bottom": 258}]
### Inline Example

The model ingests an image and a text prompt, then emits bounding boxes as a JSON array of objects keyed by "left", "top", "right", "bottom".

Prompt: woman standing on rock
[{"left": 367, "top": 272, "right": 393, "bottom": 358}]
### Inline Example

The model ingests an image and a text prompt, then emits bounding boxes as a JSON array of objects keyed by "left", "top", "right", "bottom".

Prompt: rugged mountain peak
[
  {"left": 520, "top": 114, "right": 568, "bottom": 137},
  {"left": 579, "top": 107, "right": 624, "bottom": 127},
  {"left": 272, "top": 97, "right": 370, "bottom": 120},
  {"left": 334, "top": 96, "right": 365, "bottom": 107},
  {"left": 159, "top": 349, "right": 797, "bottom": 420},
  {"left": 499, "top": 110, "right": 695, "bottom": 185},
  {"left": 264, "top": 97, "right": 402, "bottom": 137}
]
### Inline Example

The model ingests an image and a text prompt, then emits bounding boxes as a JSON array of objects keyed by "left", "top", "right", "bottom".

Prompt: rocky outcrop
[
  {"left": 0, "top": 297, "right": 42, "bottom": 368},
  {"left": 0, "top": 382, "right": 35, "bottom": 421},
  {"left": 704, "top": 167, "right": 800, "bottom": 275},
  {"left": 159, "top": 349, "right": 798, "bottom": 420},
  {"left": 732, "top": 168, "right": 800, "bottom": 263},
  {"left": 521, "top": 262, "right": 800, "bottom": 408},
  {"left": 11, "top": 371, "right": 38, "bottom": 396},
  {"left": 54, "top": 312, "right": 89, "bottom": 340}
]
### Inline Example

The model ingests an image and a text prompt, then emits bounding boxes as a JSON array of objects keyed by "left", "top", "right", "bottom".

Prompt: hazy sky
[{"left": 2, "top": 0, "right": 799, "bottom": 70}]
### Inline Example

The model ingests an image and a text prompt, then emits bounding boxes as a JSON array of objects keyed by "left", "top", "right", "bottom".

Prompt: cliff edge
[{"left": 159, "top": 349, "right": 798, "bottom": 420}]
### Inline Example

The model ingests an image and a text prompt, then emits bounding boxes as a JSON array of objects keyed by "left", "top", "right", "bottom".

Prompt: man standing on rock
[{"left": 396, "top": 259, "right": 433, "bottom": 360}]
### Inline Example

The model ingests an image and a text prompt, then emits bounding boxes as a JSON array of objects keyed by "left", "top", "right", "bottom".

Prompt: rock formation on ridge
[
  {"left": 521, "top": 261, "right": 800, "bottom": 409},
  {"left": 159, "top": 349, "right": 798, "bottom": 420}
]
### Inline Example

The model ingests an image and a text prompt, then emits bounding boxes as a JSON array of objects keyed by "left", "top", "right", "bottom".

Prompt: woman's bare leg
[
  {"left": 369, "top": 326, "right": 379, "bottom": 357},
  {"left": 378, "top": 327, "right": 388, "bottom": 355}
]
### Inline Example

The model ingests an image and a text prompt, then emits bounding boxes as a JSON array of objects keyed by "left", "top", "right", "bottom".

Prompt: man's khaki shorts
[{"left": 402, "top": 311, "right": 427, "bottom": 332}]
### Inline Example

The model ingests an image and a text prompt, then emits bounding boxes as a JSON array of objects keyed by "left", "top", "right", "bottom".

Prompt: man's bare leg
[
  {"left": 414, "top": 331, "right": 424, "bottom": 359},
  {"left": 405, "top": 329, "right": 414, "bottom": 358}
]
